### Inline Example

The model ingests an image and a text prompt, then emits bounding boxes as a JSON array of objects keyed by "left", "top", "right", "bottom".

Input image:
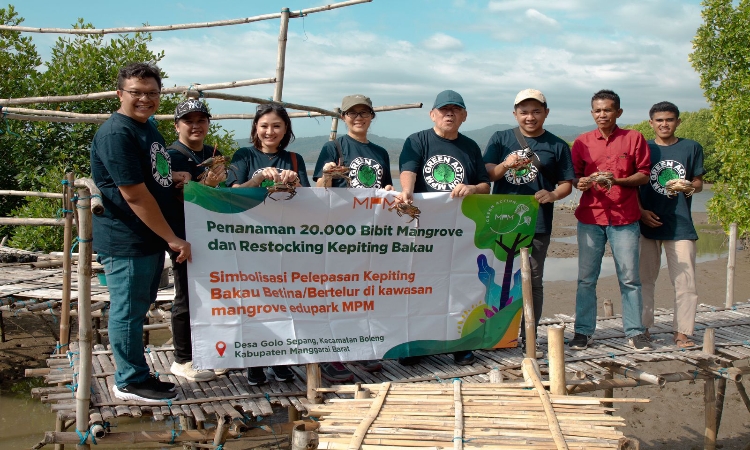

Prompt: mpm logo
[{"left": 353, "top": 197, "right": 397, "bottom": 209}]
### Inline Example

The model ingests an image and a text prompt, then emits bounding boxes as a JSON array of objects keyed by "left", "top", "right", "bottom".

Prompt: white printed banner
[{"left": 184, "top": 183, "right": 537, "bottom": 369}]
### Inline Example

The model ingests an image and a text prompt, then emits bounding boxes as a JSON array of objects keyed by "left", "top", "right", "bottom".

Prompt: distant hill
[{"left": 236, "top": 123, "right": 594, "bottom": 166}]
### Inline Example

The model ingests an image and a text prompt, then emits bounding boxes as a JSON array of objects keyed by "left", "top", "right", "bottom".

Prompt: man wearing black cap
[
  {"left": 167, "top": 99, "right": 227, "bottom": 382},
  {"left": 397, "top": 89, "right": 490, "bottom": 366}
]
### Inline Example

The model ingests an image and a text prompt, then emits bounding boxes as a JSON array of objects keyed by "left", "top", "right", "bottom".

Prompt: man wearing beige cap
[{"left": 483, "top": 89, "right": 574, "bottom": 352}]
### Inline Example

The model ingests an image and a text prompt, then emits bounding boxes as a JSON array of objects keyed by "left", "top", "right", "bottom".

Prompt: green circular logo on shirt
[
  {"left": 424, "top": 155, "right": 465, "bottom": 191},
  {"left": 433, "top": 163, "right": 456, "bottom": 183},
  {"left": 650, "top": 160, "right": 687, "bottom": 197},
  {"left": 150, "top": 142, "right": 172, "bottom": 188},
  {"left": 357, "top": 166, "right": 376, "bottom": 187}
]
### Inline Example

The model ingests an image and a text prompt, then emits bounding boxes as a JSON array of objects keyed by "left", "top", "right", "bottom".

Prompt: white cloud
[
  {"left": 488, "top": 0, "right": 583, "bottom": 12},
  {"left": 422, "top": 33, "right": 463, "bottom": 51},
  {"left": 525, "top": 9, "right": 560, "bottom": 28},
  {"left": 152, "top": 2, "right": 707, "bottom": 140}
]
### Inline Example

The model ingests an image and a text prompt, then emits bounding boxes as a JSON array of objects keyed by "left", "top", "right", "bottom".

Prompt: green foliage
[
  {"left": 690, "top": 0, "right": 750, "bottom": 238},
  {"left": 7, "top": 167, "right": 66, "bottom": 252},
  {"left": 624, "top": 109, "right": 719, "bottom": 182},
  {"left": 0, "top": 9, "right": 236, "bottom": 251}
]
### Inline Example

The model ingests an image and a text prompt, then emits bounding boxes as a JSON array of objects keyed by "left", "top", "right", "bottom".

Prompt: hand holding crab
[
  {"left": 665, "top": 179, "right": 695, "bottom": 198},
  {"left": 197, "top": 156, "right": 229, "bottom": 187},
  {"left": 321, "top": 161, "right": 352, "bottom": 188},
  {"left": 579, "top": 171, "right": 614, "bottom": 191},
  {"left": 389, "top": 202, "right": 421, "bottom": 228}
]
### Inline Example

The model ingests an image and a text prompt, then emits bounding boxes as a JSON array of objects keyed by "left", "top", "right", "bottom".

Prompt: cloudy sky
[{"left": 18, "top": 0, "right": 707, "bottom": 139}]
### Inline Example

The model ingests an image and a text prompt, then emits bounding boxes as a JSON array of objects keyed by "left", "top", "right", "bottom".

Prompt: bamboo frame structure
[
  {"left": 74, "top": 186, "right": 93, "bottom": 450},
  {"left": 0, "top": 0, "right": 372, "bottom": 35},
  {"left": 0, "top": 77, "right": 275, "bottom": 106}
]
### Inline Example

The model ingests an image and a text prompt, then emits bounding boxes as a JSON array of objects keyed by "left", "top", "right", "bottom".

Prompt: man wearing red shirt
[{"left": 569, "top": 90, "right": 653, "bottom": 351}]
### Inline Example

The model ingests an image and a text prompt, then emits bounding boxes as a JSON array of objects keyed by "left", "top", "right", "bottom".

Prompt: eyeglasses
[
  {"left": 120, "top": 89, "right": 161, "bottom": 99},
  {"left": 344, "top": 111, "right": 373, "bottom": 119}
]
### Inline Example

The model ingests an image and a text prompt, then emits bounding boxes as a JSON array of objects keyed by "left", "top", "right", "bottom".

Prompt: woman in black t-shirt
[{"left": 226, "top": 104, "right": 310, "bottom": 188}]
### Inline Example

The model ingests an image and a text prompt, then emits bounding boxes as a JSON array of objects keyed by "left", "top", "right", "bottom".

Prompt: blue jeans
[
  {"left": 99, "top": 253, "right": 164, "bottom": 388},
  {"left": 574, "top": 222, "right": 644, "bottom": 338}
]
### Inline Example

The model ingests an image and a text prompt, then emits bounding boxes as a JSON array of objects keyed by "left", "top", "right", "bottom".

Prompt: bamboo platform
[
  {"left": 28, "top": 300, "right": 750, "bottom": 432},
  {"left": 307, "top": 363, "right": 637, "bottom": 449}
]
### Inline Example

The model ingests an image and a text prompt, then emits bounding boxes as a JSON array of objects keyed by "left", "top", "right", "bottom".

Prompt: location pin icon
[{"left": 216, "top": 341, "right": 226, "bottom": 357}]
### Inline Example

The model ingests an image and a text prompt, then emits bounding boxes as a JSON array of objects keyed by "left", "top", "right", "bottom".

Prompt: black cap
[{"left": 175, "top": 99, "right": 211, "bottom": 120}]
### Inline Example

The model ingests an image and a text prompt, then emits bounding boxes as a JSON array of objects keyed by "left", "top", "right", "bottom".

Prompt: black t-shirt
[
  {"left": 168, "top": 141, "right": 223, "bottom": 181},
  {"left": 167, "top": 141, "right": 225, "bottom": 239},
  {"left": 639, "top": 138, "right": 705, "bottom": 240},
  {"left": 482, "top": 129, "right": 574, "bottom": 234},
  {"left": 225, "top": 146, "right": 311, "bottom": 187},
  {"left": 312, "top": 135, "right": 393, "bottom": 188},
  {"left": 399, "top": 128, "right": 490, "bottom": 193},
  {"left": 90, "top": 112, "right": 179, "bottom": 256}
]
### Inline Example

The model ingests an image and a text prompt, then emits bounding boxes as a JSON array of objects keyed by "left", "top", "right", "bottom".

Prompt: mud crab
[
  {"left": 506, "top": 148, "right": 535, "bottom": 183},
  {"left": 588, "top": 171, "right": 615, "bottom": 191},
  {"left": 196, "top": 155, "right": 231, "bottom": 181},
  {"left": 264, "top": 177, "right": 299, "bottom": 202},
  {"left": 665, "top": 179, "right": 695, "bottom": 198},
  {"left": 322, "top": 165, "right": 352, "bottom": 188},
  {"left": 389, "top": 202, "right": 421, "bottom": 228}
]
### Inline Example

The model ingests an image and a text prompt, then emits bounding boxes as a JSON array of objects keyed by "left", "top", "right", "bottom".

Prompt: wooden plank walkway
[{"left": 31, "top": 300, "right": 750, "bottom": 430}]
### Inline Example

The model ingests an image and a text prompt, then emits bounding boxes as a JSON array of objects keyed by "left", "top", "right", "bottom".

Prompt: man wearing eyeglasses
[
  {"left": 397, "top": 89, "right": 491, "bottom": 367},
  {"left": 91, "top": 62, "right": 191, "bottom": 402}
]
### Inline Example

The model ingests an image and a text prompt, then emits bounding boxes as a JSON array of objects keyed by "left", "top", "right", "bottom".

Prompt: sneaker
[
  {"left": 453, "top": 351, "right": 476, "bottom": 366},
  {"left": 398, "top": 356, "right": 422, "bottom": 366},
  {"left": 144, "top": 374, "right": 176, "bottom": 392},
  {"left": 171, "top": 361, "right": 216, "bottom": 382},
  {"left": 351, "top": 360, "right": 383, "bottom": 372},
  {"left": 113, "top": 380, "right": 177, "bottom": 403},
  {"left": 320, "top": 362, "right": 354, "bottom": 383},
  {"left": 569, "top": 333, "right": 593, "bottom": 350},
  {"left": 628, "top": 334, "right": 654, "bottom": 352},
  {"left": 213, "top": 368, "right": 230, "bottom": 376},
  {"left": 247, "top": 367, "right": 268, "bottom": 386},
  {"left": 268, "top": 365, "right": 295, "bottom": 382}
]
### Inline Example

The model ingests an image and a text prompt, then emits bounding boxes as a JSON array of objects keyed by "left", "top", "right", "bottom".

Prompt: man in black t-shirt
[
  {"left": 91, "top": 62, "right": 190, "bottom": 403},
  {"left": 397, "top": 90, "right": 490, "bottom": 367},
  {"left": 483, "top": 89, "right": 574, "bottom": 352}
]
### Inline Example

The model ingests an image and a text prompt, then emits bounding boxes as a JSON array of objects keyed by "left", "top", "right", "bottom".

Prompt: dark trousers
[
  {"left": 520, "top": 233, "right": 551, "bottom": 341},
  {"left": 169, "top": 251, "right": 192, "bottom": 364}
]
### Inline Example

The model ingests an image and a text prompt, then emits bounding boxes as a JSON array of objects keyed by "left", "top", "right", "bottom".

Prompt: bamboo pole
[
  {"left": 59, "top": 172, "right": 74, "bottom": 355},
  {"left": 548, "top": 326, "right": 566, "bottom": 396},
  {"left": 521, "top": 359, "right": 569, "bottom": 450},
  {"left": 273, "top": 8, "right": 290, "bottom": 102},
  {"left": 34, "top": 429, "right": 242, "bottom": 447},
  {"left": 703, "top": 328, "right": 716, "bottom": 450},
  {"left": 0, "top": 218, "right": 65, "bottom": 226},
  {"left": 73, "top": 178, "right": 103, "bottom": 215},
  {"left": 347, "top": 382, "right": 390, "bottom": 450},
  {"left": 602, "top": 299, "right": 614, "bottom": 318},
  {"left": 520, "top": 247, "right": 536, "bottom": 359},
  {"left": 7, "top": 103, "right": 423, "bottom": 124},
  {"left": 185, "top": 90, "right": 339, "bottom": 117},
  {"left": 735, "top": 380, "right": 750, "bottom": 414},
  {"left": 74, "top": 187, "right": 93, "bottom": 450},
  {"left": 0, "top": 0, "right": 372, "bottom": 35},
  {"left": 0, "top": 78, "right": 275, "bottom": 106},
  {"left": 603, "top": 367, "right": 614, "bottom": 411},
  {"left": 610, "top": 366, "right": 665, "bottom": 387},
  {"left": 0, "top": 189, "right": 64, "bottom": 198},
  {"left": 329, "top": 108, "right": 341, "bottom": 141},
  {"left": 726, "top": 223, "right": 737, "bottom": 308},
  {"left": 453, "top": 379, "right": 463, "bottom": 450},
  {"left": 307, "top": 363, "right": 323, "bottom": 404}
]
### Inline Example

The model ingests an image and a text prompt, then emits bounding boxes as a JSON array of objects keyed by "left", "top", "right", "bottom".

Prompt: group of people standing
[{"left": 91, "top": 62, "right": 703, "bottom": 403}]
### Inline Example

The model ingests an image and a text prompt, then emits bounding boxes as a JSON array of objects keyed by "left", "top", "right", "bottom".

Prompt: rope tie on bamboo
[
  {"left": 608, "top": 352, "right": 616, "bottom": 358},
  {"left": 169, "top": 423, "right": 182, "bottom": 445},
  {"left": 297, "top": 9, "right": 309, "bottom": 41},
  {"left": 66, "top": 383, "right": 78, "bottom": 396},
  {"left": 744, "top": 341, "right": 750, "bottom": 346},
  {"left": 75, "top": 428, "right": 96, "bottom": 445},
  {"left": 732, "top": 305, "right": 737, "bottom": 310},
  {"left": 54, "top": 342, "right": 69, "bottom": 352},
  {"left": 48, "top": 301, "right": 58, "bottom": 324},
  {"left": 453, "top": 437, "right": 473, "bottom": 443},
  {"left": 61, "top": 179, "right": 70, "bottom": 186},
  {"left": 163, "top": 398, "right": 172, "bottom": 408},
  {"left": 56, "top": 207, "right": 73, "bottom": 219},
  {"left": 264, "top": 392, "right": 271, "bottom": 402},
  {"left": 0, "top": 105, "right": 21, "bottom": 138},
  {"left": 693, "top": 370, "right": 699, "bottom": 380}
]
